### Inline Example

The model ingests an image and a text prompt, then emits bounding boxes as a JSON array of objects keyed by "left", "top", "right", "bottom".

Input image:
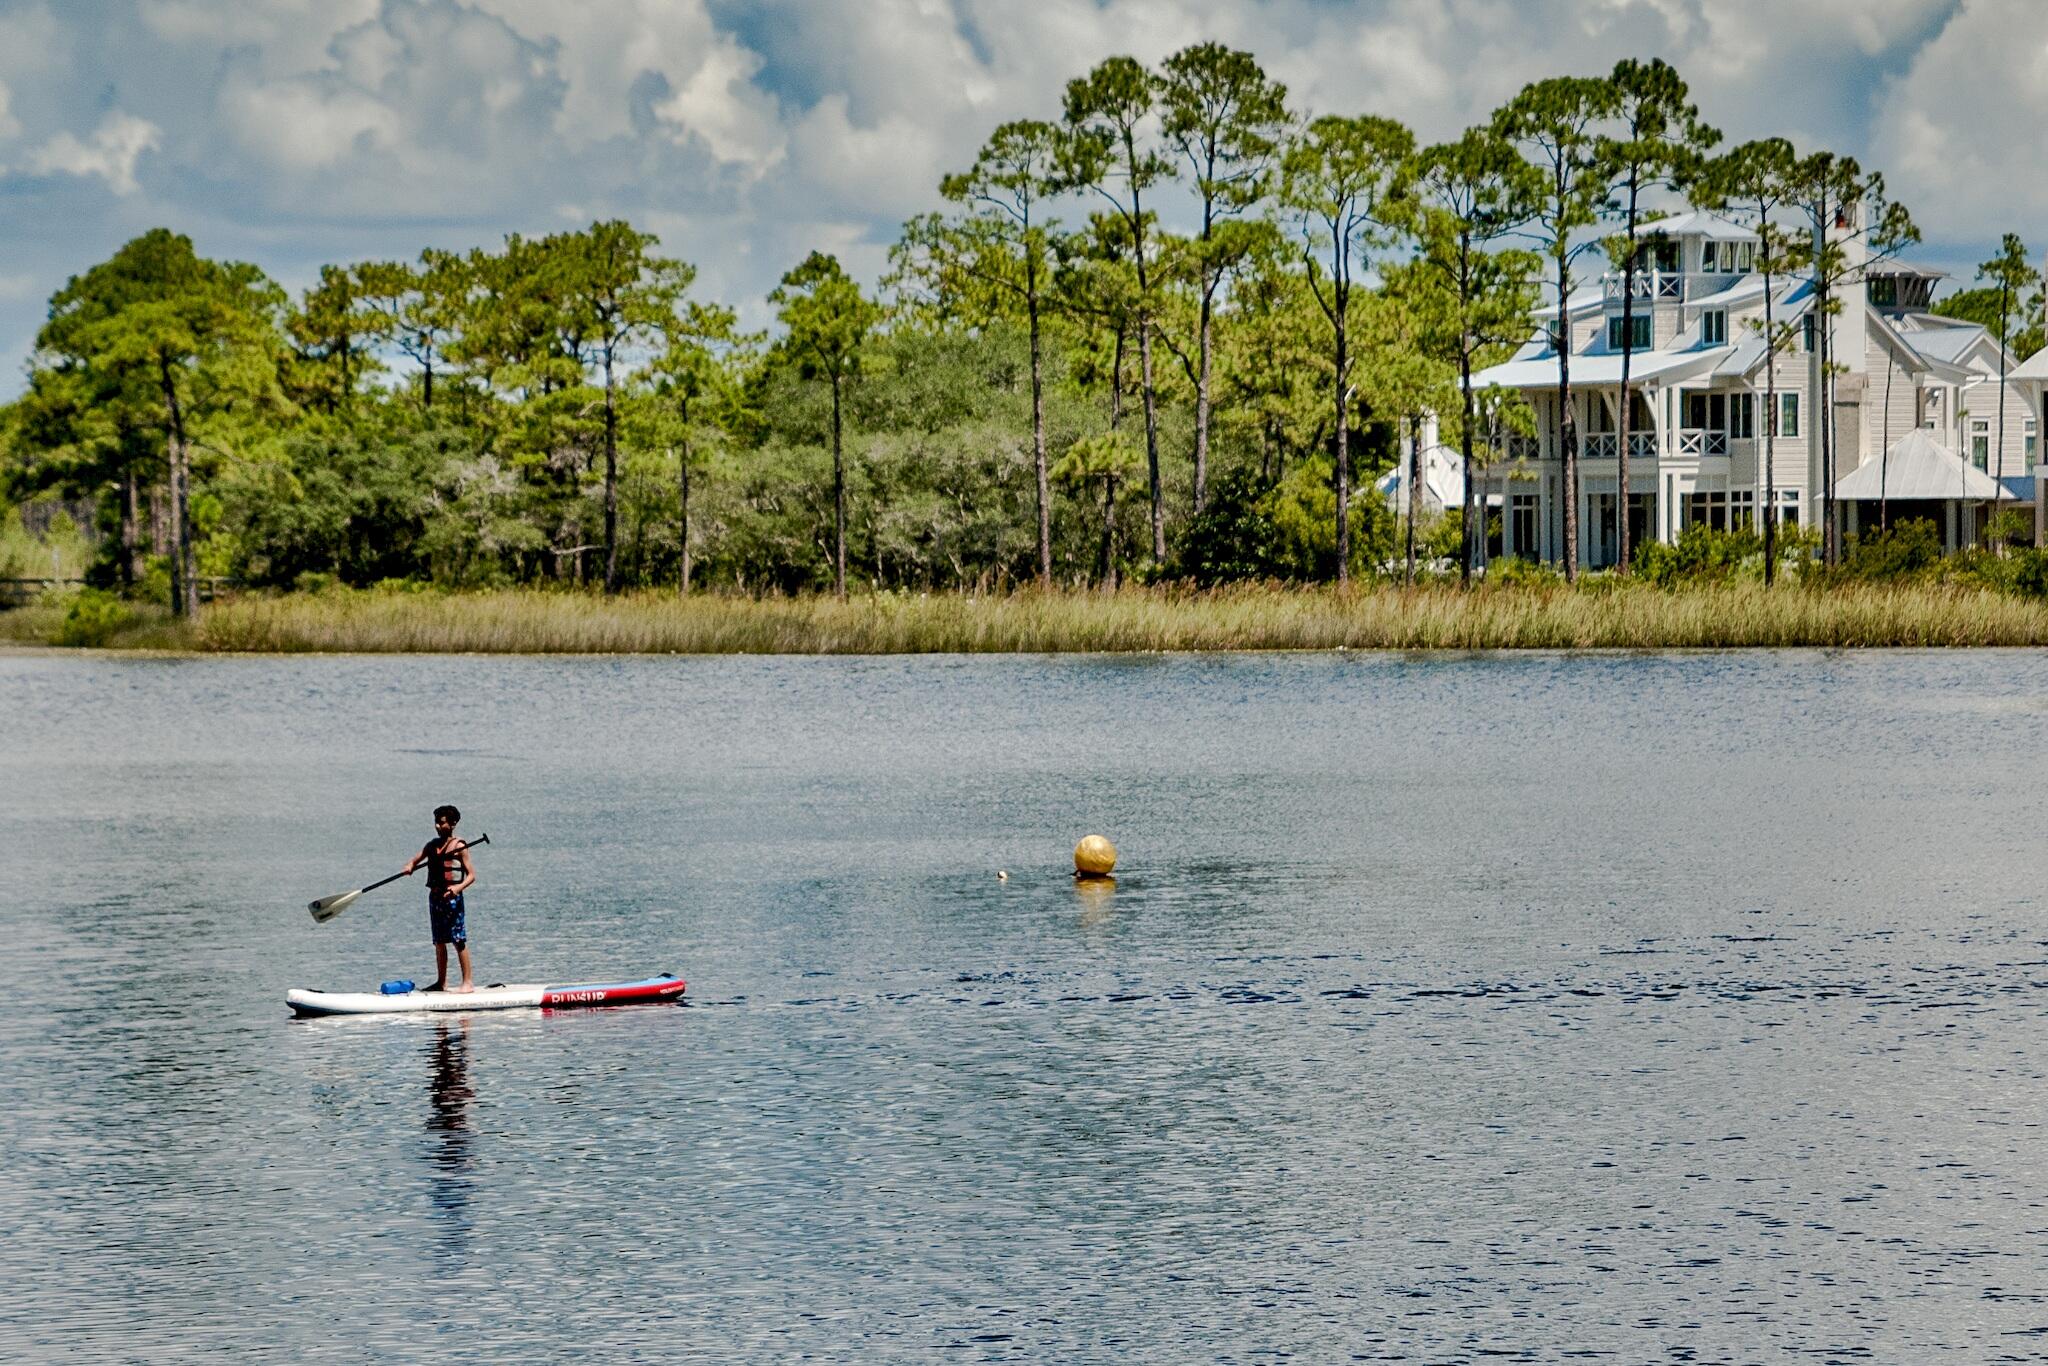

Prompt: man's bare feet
[{"left": 449, "top": 982, "right": 476, "bottom": 994}]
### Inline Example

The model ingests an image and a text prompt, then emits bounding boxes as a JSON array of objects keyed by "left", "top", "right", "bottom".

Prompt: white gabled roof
[
  {"left": 2012, "top": 347, "right": 2048, "bottom": 383},
  {"left": 1473, "top": 348, "right": 1721, "bottom": 389},
  {"left": 1834, "top": 429, "right": 2015, "bottom": 501},
  {"left": 1632, "top": 210, "right": 1756, "bottom": 241}
]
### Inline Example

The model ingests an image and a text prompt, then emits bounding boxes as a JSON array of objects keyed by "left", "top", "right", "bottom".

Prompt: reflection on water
[
  {"left": 423, "top": 1020, "right": 474, "bottom": 1254},
  {"left": 1073, "top": 875, "right": 1116, "bottom": 925},
  {"left": 7, "top": 650, "right": 2048, "bottom": 1359}
]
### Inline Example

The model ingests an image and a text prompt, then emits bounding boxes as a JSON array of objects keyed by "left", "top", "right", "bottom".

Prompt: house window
[
  {"left": 2028, "top": 420, "right": 2039, "bottom": 463},
  {"left": 1607, "top": 315, "right": 1650, "bottom": 351},
  {"left": 1731, "top": 393, "right": 1755, "bottom": 439},
  {"left": 1684, "top": 490, "right": 1731, "bottom": 530},
  {"left": 1801, "top": 315, "right": 1816, "bottom": 352},
  {"left": 1510, "top": 493, "right": 1540, "bottom": 558},
  {"left": 1730, "top": 490, "right": 1756, "bottom": 530},
  {"left": 1702, "top": 310, "right": 1727, "bottom": 346},
  {"left": 1868, "top": 276, "right": 1897, "bottom": 308},
  {"left": 1703, "top": 241, "right": 1719, "bottom": 272},
  {"left": 1971, "top": 418, "right": 1990, "bottom": 470},
  {"left": 1779, "top": 392, "right": 1800, "bottom": 438},
  {"left": 1738, "top": 242, "right": 1755, "bottom": 272},
  {"left": 1778, "top": 490, "right": 1801, "bottom": 527}
]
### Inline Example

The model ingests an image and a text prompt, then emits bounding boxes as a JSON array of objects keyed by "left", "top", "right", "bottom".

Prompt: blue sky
[{"left": 0, "top": 0, "right": 2040, "bottom": 392}]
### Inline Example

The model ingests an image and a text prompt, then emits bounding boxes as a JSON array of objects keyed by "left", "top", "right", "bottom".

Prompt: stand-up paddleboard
[{"left": 287, "top": 973, "right": 685, "bottom": 1017}]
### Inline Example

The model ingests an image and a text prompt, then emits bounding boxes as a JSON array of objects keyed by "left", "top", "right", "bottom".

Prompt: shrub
[
  {"left": 1836, "top": 519, "right": 1942, "bottom": 581},
  {"left": 1484, "top": 555, "right": 1562, "bottom": 588},
  {"left": 1633, "top": 524, "right": 1761, "bottom": 586},
  {"left": 56, "top": 588, "right": 133, "bottom": 647}
]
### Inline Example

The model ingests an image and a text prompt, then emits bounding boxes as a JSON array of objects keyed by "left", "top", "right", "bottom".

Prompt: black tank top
[{"left": 422, "top": 837, "right": 464, "bottom": 893}]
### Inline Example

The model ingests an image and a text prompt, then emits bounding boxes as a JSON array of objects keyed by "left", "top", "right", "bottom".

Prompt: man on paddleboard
[{"left": 401, "top": 805, "right": 477, "bottom": 993}]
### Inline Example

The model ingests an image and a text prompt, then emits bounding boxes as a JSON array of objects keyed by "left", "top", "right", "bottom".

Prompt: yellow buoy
[{"left": 1073, "top": 834, "right": 1117, "bottom": 878}]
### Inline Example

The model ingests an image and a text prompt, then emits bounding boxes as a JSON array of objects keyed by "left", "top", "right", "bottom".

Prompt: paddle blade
[{"left": 308, "top": 889, "right": 363, "bottom": 923}]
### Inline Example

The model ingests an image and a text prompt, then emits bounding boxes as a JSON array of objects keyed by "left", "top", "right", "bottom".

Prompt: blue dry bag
[{"left": 379, "top": 979, "right": 416, "bottom": 995}]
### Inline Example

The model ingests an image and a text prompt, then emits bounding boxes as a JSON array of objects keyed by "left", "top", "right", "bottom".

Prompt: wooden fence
[{"left": 0, "top": 577, "right": 239, "bottom": 608}]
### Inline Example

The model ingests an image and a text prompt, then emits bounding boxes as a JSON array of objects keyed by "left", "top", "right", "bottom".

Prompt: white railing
[
  {"left": 1678, "top": 428, "right": 1729, "bottom": 457},
  {"left": 1504, "top": 433, "right": 1541, "bottom": 461},
  {"left": 1582, "top": 432, "right": 1658, "bottom": 459},
  {"left": 1602, "top": 271, "right": 1691, "bottom": 303}
]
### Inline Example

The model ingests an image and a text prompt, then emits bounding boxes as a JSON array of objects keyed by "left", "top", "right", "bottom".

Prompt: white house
[{"left": 1460, "top": 207, "right": 2038, "bottom": 566}]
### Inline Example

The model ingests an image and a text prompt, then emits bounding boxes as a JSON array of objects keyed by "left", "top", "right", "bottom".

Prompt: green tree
[
  {"left": 645, "top": 301, "right": 750, "bottom": 593},
  {"left": 1495, "top": 75, "right": 1619, "bottom": 580},
  {"left": 1408, "top": 126, "right": 1543, "bottom": 582},
  {"left": 549, "top": 221, "right": 693, "bottom": 592},
  {"left": 1977, "top": 233, "right": 2033, "bottom": 493},
  {"left": 1784, "top": 152, "right": 1917, "bottom": 560},
  {"left": 1279, "top": 113, "right": 1414, "bottom": 585},
  {"left": 358, "top": 248, "right": 471, "bottom": 412},
  {"left": 1697, "top": 138, "right": 1801, "bottom": 583},
  {"left": 286, "top": 264, "right": 380, "bottom": 416},
  {"left": 1062, "top": 55, "right": 1176, "bottom": 562},
  {"left": 1598, "top": 58, "right": 1717, "bottom": 575},
  {"left": 1156, "top": 42, "right": 1289, "bottom": 514},
  {"left": 1051, "top": 430, "right": 1142, "bottom": 588},
  {"left": 903, "top": 118, "right": 1064, "bottom": 586},
  {"left": 772, "top": 252, "right": 882, "bottom": 598},
  {"left": 35, "top": 229, "right": 284, "bottom": 614}
]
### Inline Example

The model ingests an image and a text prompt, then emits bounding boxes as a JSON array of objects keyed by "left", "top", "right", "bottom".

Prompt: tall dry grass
[{"left": 121, "top": 581, "right": 2048, "bottom": 653}]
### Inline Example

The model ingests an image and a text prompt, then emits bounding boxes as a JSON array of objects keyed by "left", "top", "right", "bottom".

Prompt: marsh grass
[{"left": 0, "top": 581, "right": 2021, "bottom": 653}]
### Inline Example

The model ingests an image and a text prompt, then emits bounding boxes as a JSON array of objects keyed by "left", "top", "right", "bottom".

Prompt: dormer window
[
  {"left": 1607, "top": 315, "right": 1650, "bottom": 351},
  {"left": 1737, "top": 242, "right": 1754, "bottom": 272},
  {"left": 1703, "top": 241, "right": 1718, "bottom": 272},
  {"left": 1702, "top": 310, "right": 1727, "bottom": 346}
]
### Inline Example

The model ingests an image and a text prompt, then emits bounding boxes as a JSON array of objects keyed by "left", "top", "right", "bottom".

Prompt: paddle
[{"left": 308, "top": 834, "right": 489, "bottom": 924}]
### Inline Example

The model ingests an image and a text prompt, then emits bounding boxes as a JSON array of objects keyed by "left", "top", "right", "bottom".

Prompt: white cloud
[
  {"left": 1873, "top": 0, "right": 2048, "bottom": 239},
  {"left": 0, "top": 0, "right": 2038, "bottom": 394},
  {"left": 28, "top": 111, "right": 161, "bottom": 195},
  {"left": 652, "top": 37, "right": 786, "bottom": 172}
]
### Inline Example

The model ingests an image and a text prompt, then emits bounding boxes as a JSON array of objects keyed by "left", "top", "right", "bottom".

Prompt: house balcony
[
  {"left": 1678, "top": 427, "right": 1729, "bottom": 457},
  {"left": 1503, "top": 433, "right": 1542, "bottom": 461},
  {"left": 1600, "top": 271, "right": 1736, "bottom": 305},
  {"left": 1583, "top": 432, "right": 1658, "bottom": 459}
]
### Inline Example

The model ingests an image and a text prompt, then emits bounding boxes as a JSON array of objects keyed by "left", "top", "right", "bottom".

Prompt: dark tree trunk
[
  {"left": 679, "top": 428, "right": 693, "bottom": 596},
  {"left": 1404, "top": 414, "right": 1421, "bottom": 585},
  {"left": 1617, "top": 236, "right": 1638, "bottom": 575},
  {"left": 120, "top": 466, "right": 140, "bottom": 588},
  {"left": 1099, "top": 475, "right": 1117, "bottom": 588},
  {"left": 160, "top": 358, "right": 197, "bottom": 618},
  {"left": 1029, "top": 272, "right": 1051, "bottom": 589},
  {"left": 1193, "top": 299, "right": 1213, "bottom": 514},
  {"left": 1334, "top": 315, "right": 1351, "bottom": 585},
  {"left": 603, "top": 346, "right": 621, "bottom": 594},
  {"left": 1127, "top": 142, "right": 1165, "bottom": 565},
  {"left": 832, "top": 374, "right": 847, "bottom": 599},
  {"left": 1556, "top": 248, "right": 1578, "bottom": 580},
  {"left": 1460, "top": 347, "right": 1477, "bottom": 585},
  {"left": 1762, "top": 271, "right": 1779, "bottom": 585}
]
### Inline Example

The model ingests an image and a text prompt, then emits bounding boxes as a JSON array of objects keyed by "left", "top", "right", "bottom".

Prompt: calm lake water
[{"left": 4, "top": 648, "right": 2048, "bottom": 1360}]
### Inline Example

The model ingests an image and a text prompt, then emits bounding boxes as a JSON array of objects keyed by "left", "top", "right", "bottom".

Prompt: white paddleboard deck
[{"left": 287, "top": 973, "right": 685, "bottom": 1017}]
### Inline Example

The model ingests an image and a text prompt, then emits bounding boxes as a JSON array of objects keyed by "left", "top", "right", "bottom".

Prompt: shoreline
[{"left": 8, "top": 582, "right": 2048, "bottom": 654}]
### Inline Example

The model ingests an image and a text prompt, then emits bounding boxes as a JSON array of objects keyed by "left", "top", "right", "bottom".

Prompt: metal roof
[
  {"left": 1472, "top": 349, "right": 1722, "bottom": 389},
  {"left": 1631, "top": 210, "right": 1756, "bottom": 241},
  {"left": 1834, "top": 428, "right": 2016, "bottom": 501}
]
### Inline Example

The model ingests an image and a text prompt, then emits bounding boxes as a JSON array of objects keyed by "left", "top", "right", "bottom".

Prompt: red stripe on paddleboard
[{"left": 539, "top": 975, "right": 686, "bottom": 1007}]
